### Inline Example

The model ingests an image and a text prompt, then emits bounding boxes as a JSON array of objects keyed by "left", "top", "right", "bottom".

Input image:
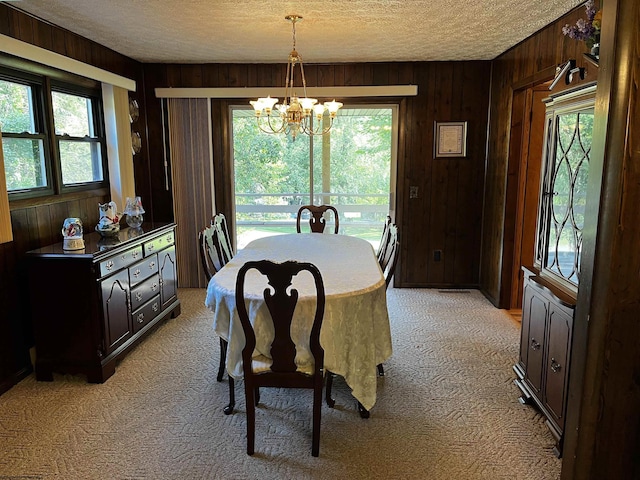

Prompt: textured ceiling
[{"left": 9, "top": 0, "right": 583, "bottom": 64}]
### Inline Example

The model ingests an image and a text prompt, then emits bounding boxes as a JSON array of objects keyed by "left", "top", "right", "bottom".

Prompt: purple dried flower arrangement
[{"left": 562, "top": 0, "right": 602, "bottom": 49}]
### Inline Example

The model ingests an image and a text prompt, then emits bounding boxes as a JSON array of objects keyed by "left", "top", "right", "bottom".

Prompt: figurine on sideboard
[
  {"left": 96, "top": 201, "right": 121, "bottom": 236},
  {"left": 62, "top": 217, "right": 85, "bottom": 251}
]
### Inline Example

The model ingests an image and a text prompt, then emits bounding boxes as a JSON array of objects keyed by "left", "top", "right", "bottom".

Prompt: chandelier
[{"left": 249, "top": 15, "right": 343, "bottom": 140}]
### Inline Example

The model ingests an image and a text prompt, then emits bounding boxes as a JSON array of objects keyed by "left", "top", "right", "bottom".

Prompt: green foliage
[
  {"left": 1, "top": 79, "right": 102, "bottom": 190},
  {"left": 52, "top": 91, "right": 92, "bottom": 137},
  {"left": 232, "top": 108, "right": 393, "bottom": 229}
]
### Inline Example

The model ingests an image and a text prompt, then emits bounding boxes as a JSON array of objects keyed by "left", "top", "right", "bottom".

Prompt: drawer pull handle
[
  {"left": 530, "top": 339, "right": 541, "bottom": 351},
  {"left": 133, "top": 251, "right": 140, "bottom": 258},
  {"left": 148, "top": 244, "right": 155, "bottom": 251},
  {"left": 135, "top": 292, "right": 143, "bottom": 302},
  {"left": 137, "top": 313, "right": 145, "bottom": 324},
  {"left": 133, "top": 269, "right": 141, "bottom": 278},
  {"left": 152, "top": 283, "right": 158, "bottom": 291},
  {"left": 105, "top": 260, "right": 114, "bottom": 271},
  {"left": 149, "top": 261, "right": 156, "bottom": 270},
  {"left": 152, "top": 302, "right": 159, "bottom": 312},
  {"left": 551, "top": 358, "right": 562, "bottom": 373}
]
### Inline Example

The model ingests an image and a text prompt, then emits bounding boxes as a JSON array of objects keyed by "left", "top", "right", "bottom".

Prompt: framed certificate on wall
[{"left": 434, "top": 121, "right": 467, "bottom": 157}]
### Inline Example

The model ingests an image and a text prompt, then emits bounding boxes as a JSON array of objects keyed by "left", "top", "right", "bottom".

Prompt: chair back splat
[
  {"left": 380, "top": 224, "right": 399, "bottom": 288},
  {"left": 235, "top": 260, "right": 326, "bottom": 457},
  {"left": 296, "top": 205, "right": 339, "bottom": 234},
  {"left": 376, "top": 215, "right": 392, "bottom": 265},
  {"left": 199, "top": 213, "right": 235, "bottom": 280}
]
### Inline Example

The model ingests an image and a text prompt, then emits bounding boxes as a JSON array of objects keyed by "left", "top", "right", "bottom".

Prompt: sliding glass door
[{"left": 231, "top": 105, "right": 396, "bottom": 249}]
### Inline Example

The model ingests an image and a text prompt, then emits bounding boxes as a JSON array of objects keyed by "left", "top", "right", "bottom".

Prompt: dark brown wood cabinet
[
  {"left": 514, "top": 83, "right": 595, "bottom": 457},
  {"left": 26, "top": 223, "right": 181, "bottom": 383},
  {"left": 514, "top": 267, "right": 575, "bottom": 456}
]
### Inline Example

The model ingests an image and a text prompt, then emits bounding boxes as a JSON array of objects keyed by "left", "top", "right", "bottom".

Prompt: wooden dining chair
[
  {"left": 235, "top": 260, "right": 327, "bottom": 457},
  {"left": 198, "top": 219, "right": 235, "bottom": 401},
  {"left": 296, "top": 205, "right": 339, "bottom": 234},
  {"left": 375, "top": 223, "right": 399, "bottom": 376}
]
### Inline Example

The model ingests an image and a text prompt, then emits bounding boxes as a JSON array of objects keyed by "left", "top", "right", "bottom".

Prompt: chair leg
[
  {"left": 254, "top": 387, "right": 260, "bottom": 406},
  {"left": 312, "top": 382, "right": 322, "bottom": 457},
  {"left": 325, "top": 371, "right": 335, "bottom": 408},
  {"left": 245, "top": 381, "right": 255, "bottom": 456},
  {"left": 217, "top": 338, "right": 228, "bottom": 382},
  {"left": 357, "top": 401, "right": 371, "bottom": 419},
  {"left": 377, "top": 363, "right": 385, "bottom": 376},
  {"left": 223, "top": 376, "right": 235, "bottom": 415}
]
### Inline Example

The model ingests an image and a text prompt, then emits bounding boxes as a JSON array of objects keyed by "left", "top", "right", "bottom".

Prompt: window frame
[
  {"left": 0, "top": 69, "right": 54, "bottom": 197},
  {"left": 0, "top": 63, "right": 109, "bottom": 200},
  {"left": 50, "top": 81, "right": 109, "bottom": 194}
]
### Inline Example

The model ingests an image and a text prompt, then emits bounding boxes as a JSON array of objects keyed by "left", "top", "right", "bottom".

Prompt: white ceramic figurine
[{"left": 96, "top": 201, "right": 121, "bottom": 236}]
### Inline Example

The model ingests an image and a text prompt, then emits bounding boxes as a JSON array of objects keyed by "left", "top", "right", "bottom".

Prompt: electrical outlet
[{"left": 434, "top": 250, "right": 442, "bottom": 261}]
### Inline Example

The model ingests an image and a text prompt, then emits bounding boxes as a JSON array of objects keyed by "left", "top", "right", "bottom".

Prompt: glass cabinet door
[
  {"left": 538, "top": 94, "right": 594, "bottom": 289},
  {"left": 546, "top": 109, "right": 592, "bottom": 283}
]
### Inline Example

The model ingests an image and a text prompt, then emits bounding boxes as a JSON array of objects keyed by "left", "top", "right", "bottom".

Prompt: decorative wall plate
[
  {"left": 129, "top": 98, "right": 139, "bottom": 123},
  {"left": 131, "top": 130, "right": 142, "bottom": 155}
]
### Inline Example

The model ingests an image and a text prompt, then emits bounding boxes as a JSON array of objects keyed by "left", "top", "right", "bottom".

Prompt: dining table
[{"left": 204, "top": 232, "right": 393, "bottom": 412}]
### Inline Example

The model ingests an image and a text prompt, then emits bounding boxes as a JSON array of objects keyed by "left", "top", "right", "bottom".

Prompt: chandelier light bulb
[{"left": 325, "top": 100, "right": 344, "bottom": 116}]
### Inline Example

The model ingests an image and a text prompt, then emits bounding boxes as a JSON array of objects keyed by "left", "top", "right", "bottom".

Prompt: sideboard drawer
[
  {"left": 144, "top": 231, "right": 175, "bottom": 256},
  {"left": 129, "top": 253, "right": 159, "bottom": 287},
  {"left": 130, "top": 273, "right": 161, "bottom": 311},
  {"left": 132, "top": 295, "right": 162, "bottom": 333},
  {"left": 98, "top": 245, "right": 143, "bottom": 278}
]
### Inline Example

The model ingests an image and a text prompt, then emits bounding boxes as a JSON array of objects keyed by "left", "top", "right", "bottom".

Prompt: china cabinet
[
  {"left": 514, "top": 82, "right": 596, "bottom": 457},
  {"left": 26, "top": 223, "right": 180, "bottom": 383}
]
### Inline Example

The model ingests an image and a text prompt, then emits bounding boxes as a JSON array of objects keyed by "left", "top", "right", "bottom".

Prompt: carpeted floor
[{"left": 0, "top": 288, "right": 561, "bottom": 480}]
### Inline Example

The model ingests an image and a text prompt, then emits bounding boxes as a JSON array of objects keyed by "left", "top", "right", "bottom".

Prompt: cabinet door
[
  {"left": 100, "top": 269, "right": 131, "bottom": 353},
  {"left": 524, "top": 287, "right": 548, "bottom": 395},
  {"left": 544, "top": 303, "right": 573, "bottom": 426},
  {"left": 518, "top": 285, "right": 534, "bottom": 372},
  {"left": 158, "top": 245, "right": 177, "bottom": 309}
]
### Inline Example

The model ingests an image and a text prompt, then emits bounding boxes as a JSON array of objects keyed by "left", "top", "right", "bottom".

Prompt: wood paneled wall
[
  {"left": 0, "top": 5, "right": 143, "bottom": 394},
  {"left": 480, "top": 5, "right": 598, "bottom": 307},
  {"left": 142, "top": 61, "right": 491, "bottom": 289}
]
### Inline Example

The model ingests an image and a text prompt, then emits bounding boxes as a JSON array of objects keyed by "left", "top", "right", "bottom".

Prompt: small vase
[
  {"left": 124, "top": 196, "right": 145, "bottom": 228},
  {"left": 590, "top": 43, "right": 600, "bottom": 58}
]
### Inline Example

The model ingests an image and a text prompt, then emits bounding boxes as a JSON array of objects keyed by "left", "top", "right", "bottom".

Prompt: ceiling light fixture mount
[{"left": 250, "top": 15, "right": 343, "bottom": 140}]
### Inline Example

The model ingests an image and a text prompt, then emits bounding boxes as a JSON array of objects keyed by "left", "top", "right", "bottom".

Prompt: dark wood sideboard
[{"left": 26, "top": 222, "right": 181, "bottom": 383}]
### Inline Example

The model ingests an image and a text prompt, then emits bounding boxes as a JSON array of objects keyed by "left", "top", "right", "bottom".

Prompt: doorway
[
  {"left": 508, "top": 85, "right": 548, "bottom": 310},
  {"left": 230, "top": 105, "right": 398, "bottom": 249}
]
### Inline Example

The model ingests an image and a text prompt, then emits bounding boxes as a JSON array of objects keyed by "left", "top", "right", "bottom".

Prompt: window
[
  {"left": 0, "top": 67, "right": 107, "bottom": 198},
  {"left": 0, "top": 76, "right": 49, "bottom": 191},
  {"left": 231, "top": 105, "right": 396, "bottom": 248},
  {"left": 52, "top": 89, "right": 104, "bottom": 186}
]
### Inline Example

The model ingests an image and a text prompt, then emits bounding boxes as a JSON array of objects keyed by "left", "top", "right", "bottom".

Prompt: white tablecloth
[{"left": 205, "top": 233, "right": 392, "bottom": 410}]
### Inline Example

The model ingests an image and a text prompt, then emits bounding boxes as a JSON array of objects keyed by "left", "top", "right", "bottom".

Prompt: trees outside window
[
  {"left": 232, "top": 106, "right": 396, "bottom": 248},
  {"left": 0, "top": 68, "right": 107, "bottom": 198}
]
